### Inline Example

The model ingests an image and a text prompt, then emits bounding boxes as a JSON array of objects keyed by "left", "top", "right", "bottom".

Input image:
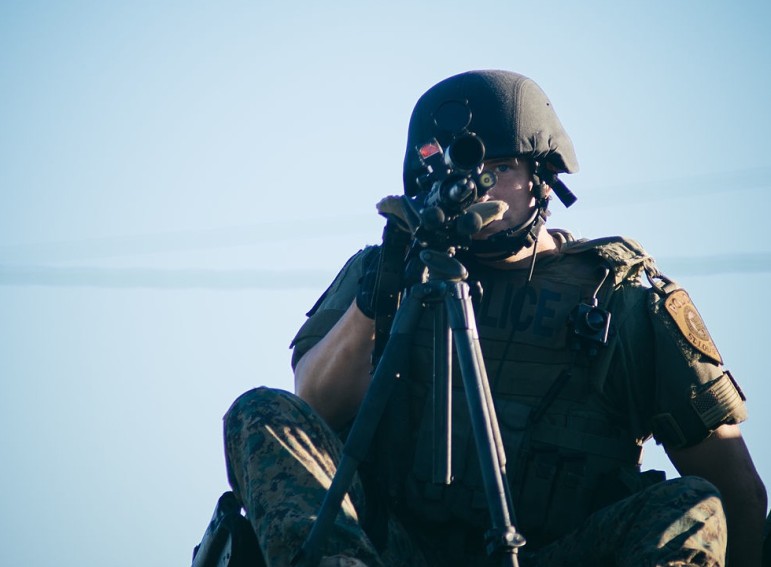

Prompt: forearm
[
  {"left": 294, "top": 300, "right": 375, "bottom": 430},
  {"left": 667, "top": 424, "right": 767, "bottom": 566},
  {"left": 720, "top": 463, "right": 767, "bottom": 566}
]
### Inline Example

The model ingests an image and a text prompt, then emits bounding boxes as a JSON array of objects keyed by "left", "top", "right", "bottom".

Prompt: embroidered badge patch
[{"left": 664, "top": 289, "right": 722, "bottom": 364}]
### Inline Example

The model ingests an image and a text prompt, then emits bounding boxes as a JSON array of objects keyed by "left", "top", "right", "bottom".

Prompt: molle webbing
[
  {"left": 529, "top": 421, "right": 643, "bottom": 464},
  {"left": 389, "top": 234, "right": 673, "bottom": 547}
]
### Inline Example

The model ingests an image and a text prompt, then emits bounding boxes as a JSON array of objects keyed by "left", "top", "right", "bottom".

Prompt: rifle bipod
[{"left": 292, "top": 250, "right": 525, "bottom": 567}]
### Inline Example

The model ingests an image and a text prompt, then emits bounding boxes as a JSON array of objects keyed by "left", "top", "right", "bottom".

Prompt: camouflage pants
[
  {"left": 224, "top": 387, "right": 425, "bottom": 567},
  {"left": 522, "top": 476, "right": 726, "bottom": 566},
  {"left": 224, "top": 387, "right": 726, "bottom": 567}
]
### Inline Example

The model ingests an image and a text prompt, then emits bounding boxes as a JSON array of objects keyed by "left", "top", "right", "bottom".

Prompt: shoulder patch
[{"left": 664, "top": 289, "right": 722, "bottom": 364}]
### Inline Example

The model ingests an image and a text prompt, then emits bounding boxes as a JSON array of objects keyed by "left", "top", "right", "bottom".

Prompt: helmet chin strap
[{"left": 469, "top": 195, "right": 550, "bottom": 261}]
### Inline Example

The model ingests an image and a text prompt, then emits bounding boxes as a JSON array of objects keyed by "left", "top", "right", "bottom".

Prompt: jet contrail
[
  {"left": 1, "top": 167, "right": 769, "bottom": 265},
  {"left": 1, "top": 252, "right": 768, "bottom": 289},
  {"left": 0, "top": 266, "right": 336, "bottom": 289}
]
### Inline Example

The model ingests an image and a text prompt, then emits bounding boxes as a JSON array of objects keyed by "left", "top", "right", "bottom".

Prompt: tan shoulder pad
[{"left": 561, "top": 235, "right": 655, "bottom": 285}]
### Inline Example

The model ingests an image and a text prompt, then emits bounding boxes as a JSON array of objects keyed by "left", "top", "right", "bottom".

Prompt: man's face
[{"left": 474, "top": 157, "right": 535, "bottom": 239}]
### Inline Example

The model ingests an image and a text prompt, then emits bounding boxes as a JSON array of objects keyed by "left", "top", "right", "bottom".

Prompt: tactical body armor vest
[
  {"left": 392, "top": 235, "right": 664, "bottom": 548},
  {"left": 291, "top": 231, "right": 745, "bottom": 552}
]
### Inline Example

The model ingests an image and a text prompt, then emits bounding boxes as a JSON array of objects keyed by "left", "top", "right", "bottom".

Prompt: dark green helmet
[{"left": 403, "top": 70, "right": 579, "bottom": 197}]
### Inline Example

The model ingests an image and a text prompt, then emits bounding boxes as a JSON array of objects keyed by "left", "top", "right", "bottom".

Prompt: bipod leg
[
  {"left": 432, "top": 295, "right": 452, "bottom": 485},
  {"left": 443, "top": 281, "right": 526, "bottom": 567},
  {"left": 292, "top": 289, "right": 427, "bottom": 567}
]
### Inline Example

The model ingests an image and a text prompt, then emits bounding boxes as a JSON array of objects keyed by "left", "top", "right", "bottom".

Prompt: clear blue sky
[{"left": 1, "top": 2, "right": 770, "bottom": 565}]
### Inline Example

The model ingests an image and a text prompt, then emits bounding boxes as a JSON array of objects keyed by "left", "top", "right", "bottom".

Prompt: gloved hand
[
  {"left": 355, "top": 246, "right": 381, "bottom": 319},
  {"left": 355, "top": 196, "right": 508, "bottom": 320},
  {"left": 375, "top": 195, "right": 509, "bottom": 236}
]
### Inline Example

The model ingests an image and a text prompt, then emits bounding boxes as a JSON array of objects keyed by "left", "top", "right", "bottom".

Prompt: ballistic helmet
[{"left": 403, "top": 70, "right": 579, "bottom": 197}]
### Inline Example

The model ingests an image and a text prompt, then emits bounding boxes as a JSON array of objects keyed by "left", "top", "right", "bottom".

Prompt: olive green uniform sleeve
[
  {"left": 289, "top": 247, "right": 373, "bottom": 369},
  {"left": 645, "top": 287, "right": 747, "bottom": 449},
  {"left": 570, "top": 237, "right": 748, "bottom": 449}
]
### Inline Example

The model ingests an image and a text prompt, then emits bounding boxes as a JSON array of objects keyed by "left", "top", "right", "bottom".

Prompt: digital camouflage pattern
[
  {"left": 522, "top": 476, "right": 726, "bottom": 566},
  {"left": 224, "top": 387, "right": 426, "bottom": 567},
  {"left": 225, "top": 387, "right": 728, "bottom": 566}
]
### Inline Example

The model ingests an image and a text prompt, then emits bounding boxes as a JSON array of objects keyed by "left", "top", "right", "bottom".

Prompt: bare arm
[
  {"left": 294, "top": 300, "right": 375, "bottom": 430},
  {"left": 666, "top": 423, "right": 767, "bottom": 567}
]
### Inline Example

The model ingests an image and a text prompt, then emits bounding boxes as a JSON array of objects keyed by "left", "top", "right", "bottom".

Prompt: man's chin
[{"left": 472, "top": 221, "right": 506, "bottom": 240}]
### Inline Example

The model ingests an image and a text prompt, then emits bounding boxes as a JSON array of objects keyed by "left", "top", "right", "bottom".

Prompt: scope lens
[{"left": 446, "top": 134, "right": 485, "bottom": 171}]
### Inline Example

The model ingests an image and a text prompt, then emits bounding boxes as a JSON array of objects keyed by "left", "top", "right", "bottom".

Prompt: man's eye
[{"left": 495, "top": 164, "right": 510, "bottom": 173}]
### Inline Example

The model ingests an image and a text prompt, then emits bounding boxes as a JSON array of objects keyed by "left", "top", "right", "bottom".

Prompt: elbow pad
[{"left": 651, "top": 371, "right": 747, "bottom": 448}]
